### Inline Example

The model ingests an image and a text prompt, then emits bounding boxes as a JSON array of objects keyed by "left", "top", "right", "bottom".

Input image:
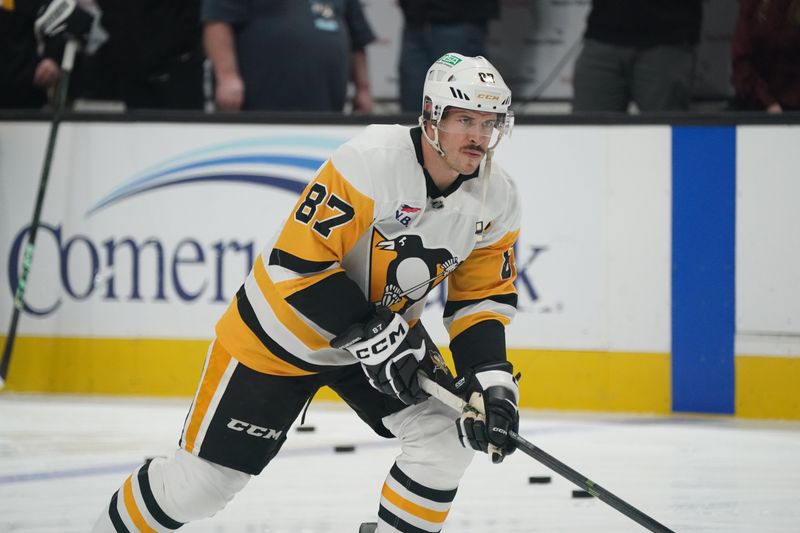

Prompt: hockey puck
[
  {"left": 528, "top": 476, "right": 552, "bottom": 484},
  {"left": 296, "top": 425, "right": 316, "bottom": 433},
  {"left": 334, "top": 445, "right": 356, "bottom": 453},
  {"left": 572, "top": 490, "right": 595, "bottom": 498}
]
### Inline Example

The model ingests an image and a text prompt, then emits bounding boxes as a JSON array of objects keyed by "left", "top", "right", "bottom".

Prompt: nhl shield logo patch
[{"left": 395, "top": 203, "right": 422, "bottom": 227}]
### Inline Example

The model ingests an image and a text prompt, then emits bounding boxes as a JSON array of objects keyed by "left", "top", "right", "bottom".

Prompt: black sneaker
[{"left": 359, "top": 523, "right": 377, "bottom": 533}]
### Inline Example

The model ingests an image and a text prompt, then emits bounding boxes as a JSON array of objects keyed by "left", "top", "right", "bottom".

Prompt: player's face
[{"left": 437, "top": 109, "right": 499, "bottom": 174}]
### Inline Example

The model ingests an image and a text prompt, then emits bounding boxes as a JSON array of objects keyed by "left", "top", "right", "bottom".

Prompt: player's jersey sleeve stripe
[
  {"left": 274, "top": 160, "right": 374, "bottom": 263},
  {"left": 215, "top": 293, "right": 318, "bottom": 376},
  {"left": 251, "top": 255, "right": 332, "bottom": 349},
  {"left": 271, "top": 266, "right": 341, "bottom": 299},
  {"left": 268, "top": 248, "right": 335, "bottom": 274},
  {"left": 234, "top": 286, "right": 332, "bottom": 373},
  {"left": 1, "top": 0, "right": 15, "bottom": 11},
  {"left": 443, "top": 293, "right": 518, "bottom": 317},
  {"left": 284, "top": 270, "right": 372, "bottom": 336},
  {"left": 448, "top": 309, "right": 512, "bottom": 340}
]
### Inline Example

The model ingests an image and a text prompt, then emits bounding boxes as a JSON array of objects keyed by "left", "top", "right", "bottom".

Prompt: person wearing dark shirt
[
  {"left": 398, "top": 0, "right": 499, "bottom": 112},
  {"left": 93, "top": 0, "right": 204, "bottom": 110},
  {"left": 731, "top": 0, "right": 800, "bottom": 113},
  {"left": 572, "top": 0, "right": 703, "bottom": 112},
  {"left": 0, "top": 0, "right": 64, "bottom": 108},
  {"left": 202, "top": 0, "right": 376, "bottom": 112}
]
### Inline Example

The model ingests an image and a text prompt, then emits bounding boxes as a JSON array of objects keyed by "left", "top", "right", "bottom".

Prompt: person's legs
[
  {"left": 330, "top": 328, "right": 474, "bottom": 533},
  {"left": 572, "top": 38, "right": 633, "bottom": 112},
  {"left": 376, "top": 399, "right": 474, "bottom": 532},
  {"left": 631, "top": 44, "right": 695, "bottom": 111},
  {"left": 400, "top": 21, "right": 489, "bottom": 113},
  {"left": 91, "top": 450, "right": 250, "bottom": 532},
  {"left": 399, "top": 23, "right": 432, "bottom": 112},
  {"left": 91, "top": 339, "right": 320, "bottom": 531}
]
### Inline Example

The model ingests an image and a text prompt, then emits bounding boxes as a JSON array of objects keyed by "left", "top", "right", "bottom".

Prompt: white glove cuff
[
  {"left": 344, "top": 312, "right": 410, "bottom": 365},
  {"left": 476, "top": 369, "right": 519, "bottom": 404}
]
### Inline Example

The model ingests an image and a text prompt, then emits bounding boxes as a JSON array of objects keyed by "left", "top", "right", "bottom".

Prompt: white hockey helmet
[{"left": 420, "top": 53, "right": 513, "bottom": 154}]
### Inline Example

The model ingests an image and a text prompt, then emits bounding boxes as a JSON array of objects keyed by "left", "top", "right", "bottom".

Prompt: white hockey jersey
[{"left": 215, "top": 124, "right": 521, "bottom": 376}]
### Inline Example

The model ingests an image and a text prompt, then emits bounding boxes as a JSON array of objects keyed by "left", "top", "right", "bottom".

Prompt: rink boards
[{"left": 0, "top": 121, "right": 797, "bottom": 419}]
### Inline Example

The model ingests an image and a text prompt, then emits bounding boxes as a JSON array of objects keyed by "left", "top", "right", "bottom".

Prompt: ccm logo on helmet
[
  {"left": 355, "top": 322, "right": 406, "bottom": 359},
  {"left": 227, "top": 418, "right": 283, "bottom": 440},
  {"left": 477, "top": 93, "right": 500, "bottom": 101}
]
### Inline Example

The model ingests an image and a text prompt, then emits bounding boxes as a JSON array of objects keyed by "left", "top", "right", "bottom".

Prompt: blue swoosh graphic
[
  {"left": 88, "top": 174, "right": 309, "bottom": 214},
  {"left": 87, "top": 135, "right": 348, "bottom": 217},
  {"left": 88, "top": 154, "right": 324, "bottom": 215},
  {"left": 130, "top": 136, "right": 345, "bottom": 182}
]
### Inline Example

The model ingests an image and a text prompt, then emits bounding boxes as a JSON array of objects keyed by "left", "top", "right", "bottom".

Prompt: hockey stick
[
  {"left": 373, "top": 260, "right": 461, "bottom": 306},
  {"left": 417, "top": 372, "right": 676, "bottom": 533},
  {"left": 0, "top": 40, "right": 79, "bottom": 390}
]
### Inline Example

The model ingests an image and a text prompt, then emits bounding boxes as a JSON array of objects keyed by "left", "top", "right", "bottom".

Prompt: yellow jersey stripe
[
  {"left": 381, "top": 482, "right": 450, "bottom": 524},
  {"left": 253, "top": 256, "right": 331, "bottom": 350},
  {"left": 2, "top": 0, "right": 15, "bottom": 11},
  {"left": 272, "top": 267, "right": 341, "bottom": 299},
  {"left": 215, "top": 298, "right": 316, "bottom": 376},
  {"left": 122, "top": 475, "right": 158, "bottom": 533},
  {"left": 449, "top": 310, "right": 511, "bottom": 340}
]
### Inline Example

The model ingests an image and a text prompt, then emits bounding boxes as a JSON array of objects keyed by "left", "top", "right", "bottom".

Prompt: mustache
[{"left": 461, "top": 144, "right": 485, "bottom": 154}]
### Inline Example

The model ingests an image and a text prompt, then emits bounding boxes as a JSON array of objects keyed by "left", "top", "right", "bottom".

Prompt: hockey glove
[
  {"left": 331, "top": 307, "right": 428, "bottom": 406},
  {"left": 455, "top": 361, "right": 519, "bottom": 464},
  {"left": 34, "top": 0, "right": 107, "bottom": 55}
]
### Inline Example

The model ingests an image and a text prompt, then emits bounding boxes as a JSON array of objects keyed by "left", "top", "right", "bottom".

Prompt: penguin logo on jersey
[{"left": 369, "top": 229, "right": 459, "bottom": 313}]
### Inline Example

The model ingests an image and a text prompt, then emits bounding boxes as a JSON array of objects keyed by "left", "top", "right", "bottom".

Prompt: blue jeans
[{"left": 399, "top": 22, "right": 488, "bottom": 112}]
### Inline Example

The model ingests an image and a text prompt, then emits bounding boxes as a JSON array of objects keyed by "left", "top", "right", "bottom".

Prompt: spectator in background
[
  {"left": 92, "top": 0, "right": 204, "bottom": 110},
  {"left": 202, "top": 0, "right": 375, "bottom": 112},
  {"left": 398, "top": 0, "right": 499, "bottom": 112},
  {"left": 0, "top": 3, "right": 63, "bottom": 108},
  {"left": 572, "top": 0, "right": 703, "bottom": 113},
  {"left": 731, "top": 0, "right": 800, "bottom": 113}
]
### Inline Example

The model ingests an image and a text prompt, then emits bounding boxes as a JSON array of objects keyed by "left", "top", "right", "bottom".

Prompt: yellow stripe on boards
[
  {"left": 736, "top": 355, "right": 800, "bottom": 419},
  {"left": 1, "top": 335, "right": 797, "bottom": 420},
  {"left": 505, "top": 348, "right": 672, "bottom": 414},
  {"left": 0, "top": 336, "right": 207, "bottom": 396}
]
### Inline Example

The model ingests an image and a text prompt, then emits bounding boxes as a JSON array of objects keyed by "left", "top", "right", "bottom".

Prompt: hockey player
[{"left": 91, "top": 53, "right": 521, "bottom": 533}]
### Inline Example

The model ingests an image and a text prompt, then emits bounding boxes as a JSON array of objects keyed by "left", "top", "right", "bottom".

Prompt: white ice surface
[{"left": 1, "top": 394, "right": 799, "bottom": 532}]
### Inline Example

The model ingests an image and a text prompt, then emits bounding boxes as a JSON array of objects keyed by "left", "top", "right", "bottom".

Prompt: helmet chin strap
[
  {"left": 419, "top": 116, "right": 486, "bottom": 175},
  {"left": 419, "top": 116, "right": 495, "bottom": 244},
  {"left": 419, "top": 115, "right": 446, "bottom": 158}
]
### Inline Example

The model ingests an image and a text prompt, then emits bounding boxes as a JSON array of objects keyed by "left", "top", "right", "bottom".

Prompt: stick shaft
[
  {"left": 417, "top": 373, "right": 675, "bottom": 533},
  {"left": 0, "top": 40, "right": 78, "bottom": 389}
]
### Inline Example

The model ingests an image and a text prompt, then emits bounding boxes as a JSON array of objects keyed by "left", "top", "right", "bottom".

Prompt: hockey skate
[{"left": 359, "top": 523, "right": 377, "bottom": 533}]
